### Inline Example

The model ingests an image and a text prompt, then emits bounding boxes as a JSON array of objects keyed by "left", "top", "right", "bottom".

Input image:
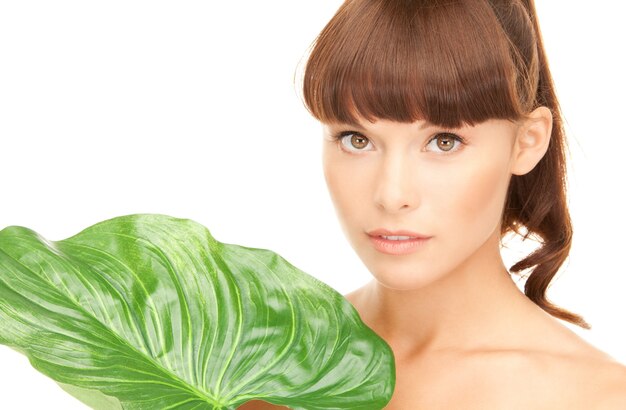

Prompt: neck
[{"left": 350, "top": 230, "right": 547, "bottom": 360}]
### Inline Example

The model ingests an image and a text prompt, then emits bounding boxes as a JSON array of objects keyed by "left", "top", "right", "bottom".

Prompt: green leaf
[{"left": 0, "top": 213, "right": 395, "bottom": 409}]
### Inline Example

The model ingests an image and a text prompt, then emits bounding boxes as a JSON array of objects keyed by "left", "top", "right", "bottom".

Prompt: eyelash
[{"left": 331, "top": 131, "right": 466, "bottom": 156}]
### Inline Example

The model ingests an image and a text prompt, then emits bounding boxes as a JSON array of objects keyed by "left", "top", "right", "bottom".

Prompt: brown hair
[{"left": 302, "top": 0, "right": 590, "bottom": 329}]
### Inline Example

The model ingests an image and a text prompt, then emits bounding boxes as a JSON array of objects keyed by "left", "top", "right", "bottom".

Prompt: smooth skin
[{"left": 239, "top": 107, "right": 626, "bottom": 409}]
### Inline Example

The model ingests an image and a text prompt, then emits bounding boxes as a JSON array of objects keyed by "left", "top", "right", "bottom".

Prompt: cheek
[
  {"left": 322, "top": 151, "right": 345, "bottom": 208},
  {"left": 435, "top": 156, "right": 510, "bottom": 233},
  {"left": 322, "top": 151, "right": 364, "bottom": 226}
]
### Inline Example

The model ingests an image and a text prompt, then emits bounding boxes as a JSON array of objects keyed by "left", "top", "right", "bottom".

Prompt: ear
[{"left": 510, "top": 106, "right": 553, "bottom": 176}]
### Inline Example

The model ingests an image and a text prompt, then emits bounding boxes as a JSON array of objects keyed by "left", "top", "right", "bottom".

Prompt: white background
[{"left": 1, "top": 1, "right": 624, "bottom": 408}]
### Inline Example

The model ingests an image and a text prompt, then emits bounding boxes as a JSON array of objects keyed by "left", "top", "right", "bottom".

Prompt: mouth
[
  {"left": 366, "top": 231, "right": 432, "bottom": 255},
  {"left": 376, "top": 235, "right": 421, "bottom": 240},
  {"left": 366, "top": 228, "right": 431, "bottom": 239}
]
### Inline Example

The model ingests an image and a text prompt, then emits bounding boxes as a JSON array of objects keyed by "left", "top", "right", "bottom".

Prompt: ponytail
[{"left": 499, "top": 0, "right": 591, "bottom": 329}]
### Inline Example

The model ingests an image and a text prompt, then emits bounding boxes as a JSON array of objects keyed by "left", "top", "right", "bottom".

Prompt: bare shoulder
[
  {"left": 343, "top": 284, "right": 365, "bottom": 303},
  {"left": 523, "top": 347, "right": 626, "bottom": 409},
  {"left": 236, "top": 399, "right": 290, "bottom": 410},
  {"left": 593, "top": 360, "right": 626, "bottom": 409},
  {"left": 343, "top": 283, "right": 370, "bottom": 311}
]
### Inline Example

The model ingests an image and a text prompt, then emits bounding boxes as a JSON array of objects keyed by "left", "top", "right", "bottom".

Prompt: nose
[{"left": 373, "top": 154, "right": 419, "bottom": 213}]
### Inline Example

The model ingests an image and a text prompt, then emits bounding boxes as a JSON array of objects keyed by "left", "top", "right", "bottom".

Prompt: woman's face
[{"left": 322, "top": 116, "right": 522, "bottom": 290}]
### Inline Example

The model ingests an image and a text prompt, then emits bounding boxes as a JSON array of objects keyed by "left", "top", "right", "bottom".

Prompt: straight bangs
[{"left": 302, "top": 0, "right": 538, "bottom": 128}]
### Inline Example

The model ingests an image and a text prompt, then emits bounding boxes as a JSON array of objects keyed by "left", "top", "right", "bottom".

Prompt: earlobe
[{"left": 510, "top": 106, "right": 553, "bottom": 176}]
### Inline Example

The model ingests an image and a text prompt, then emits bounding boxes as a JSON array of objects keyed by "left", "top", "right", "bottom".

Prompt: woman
[{"left": 242, "top": 0, "right": 626, "bottom": 408}]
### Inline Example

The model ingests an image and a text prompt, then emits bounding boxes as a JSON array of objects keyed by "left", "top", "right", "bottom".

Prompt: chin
[{"left": 367, "top": 265, "right": 443, "bottom": 291}]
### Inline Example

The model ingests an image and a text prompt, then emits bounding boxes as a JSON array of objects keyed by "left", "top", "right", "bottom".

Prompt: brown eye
[
  {"left": 350, "top": 134, "right": 369, "bottom": 149},
  {"left": 335, "top": 131, "right": 373, "bottom": 152},
  {"left": 426, "top": 132, "right": 464, "bottom": 154},
  {"left": 436, "top": 133, "right": 455, "bottom": 151}
]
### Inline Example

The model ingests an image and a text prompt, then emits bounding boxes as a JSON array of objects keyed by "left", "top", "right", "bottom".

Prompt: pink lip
[
  {"left": 366, "top": 229, "right": 432, "bottom": 255},
  {"left": 366, "top": 228, "right": 431, "bottom": 239}
]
